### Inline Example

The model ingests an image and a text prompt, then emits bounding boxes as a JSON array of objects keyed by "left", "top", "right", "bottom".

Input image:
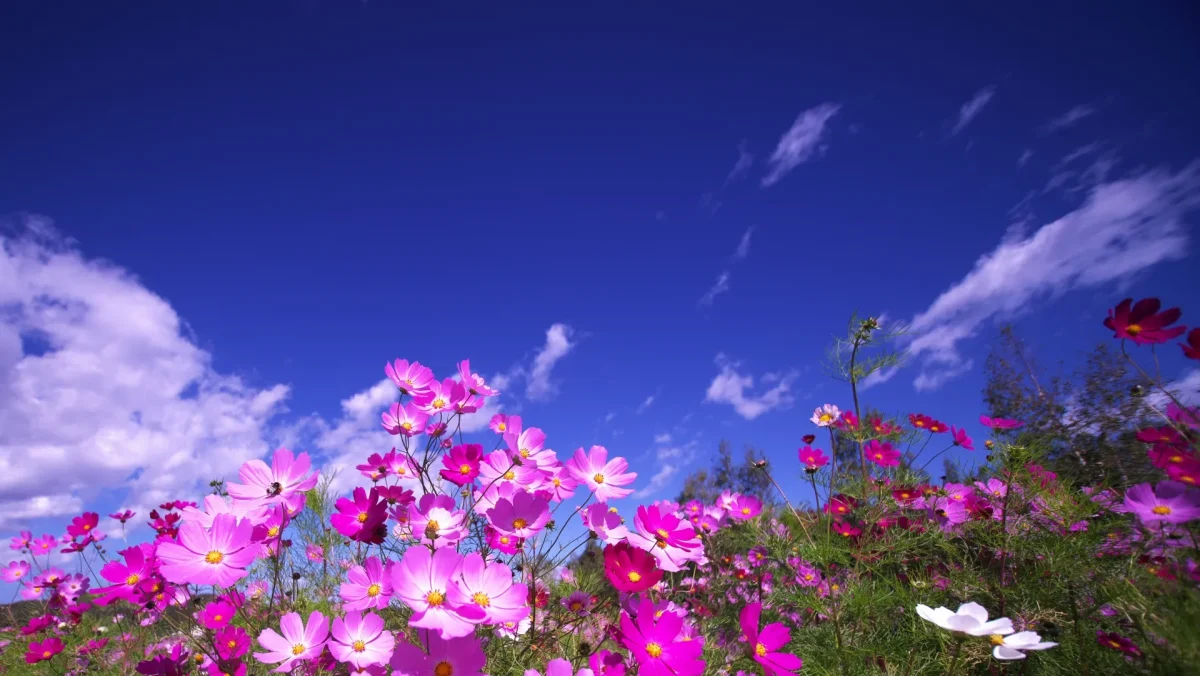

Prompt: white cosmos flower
[
  {"left": 991, "top": 631, "right": 1058, "bottom": 660},
  {"left": 811, "top": 404, "right": 841, "bottom": 427},
  {"left": 916, "top": 602, "right": 1014, "bottom": 637}
]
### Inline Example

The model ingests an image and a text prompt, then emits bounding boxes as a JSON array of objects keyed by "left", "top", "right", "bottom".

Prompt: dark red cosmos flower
[
  {"left": 1104, "top": 298, "right": 1186, "bottom": 345},
  {"left": 925, "top": 419, "right": 949, "bottom": 434},
  {"left": 1096, "top": 631, "right": 1141, "bottom": 657},
  {"left": 801, "top": 434, "right": 816, "bottom": 445},
  {"left": 603, "top": 541, "right": 663, "bottom": 592},
  {"left": 908, "top": 413, "right": 931, "bottom": 429},
  {"left": 1182, "top": 328, "right": 1200, "bottom": 360}
]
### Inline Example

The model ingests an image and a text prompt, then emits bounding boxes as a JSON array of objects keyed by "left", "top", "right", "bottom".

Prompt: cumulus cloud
[
  {"left": 762, "top": 103, "right": 841, "bottom": 187},
  {"left": 0, "top": 217, "right": 290, "bottom": 529},
  {"left": 902, "top": 164, "right": 1199, "bottom": 390},
  {"left": 1042, "top": 104, "right": 1097, "bottom": 134},
  {"left": 704, "top": 354, "right": 798, "bottom": 420},
  {"left": 951, "top": 86, "right": 996, "bottom": 136},
  {"left": 525, "top": 323, "right": 575, "bottom": 401}
]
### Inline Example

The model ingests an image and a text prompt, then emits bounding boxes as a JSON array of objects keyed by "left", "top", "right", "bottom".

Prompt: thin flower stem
[
  {"left": 946, "top": 638, "right": 965, "bottom": 675},
  {"left": 760, "top": 467, "right": 814, "bottom": 545}
]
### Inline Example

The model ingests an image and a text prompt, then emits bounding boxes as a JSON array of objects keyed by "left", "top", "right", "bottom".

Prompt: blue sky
[{"left": 2, "top": 1, "right": 1200, "bottom": 560}]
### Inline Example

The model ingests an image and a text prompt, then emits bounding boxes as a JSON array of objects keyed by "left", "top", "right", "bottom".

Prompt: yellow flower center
[
  {"left": 1152, "top": 505, "right": 1172, "bottom": 515},
  {"left": 755, "top": 643, "right": 767, "bottom": 656},
  {"left": 656, "top": 528, "right": 670, "bottom": 538},
  {"left": 356, "top": 512, "right": 369, "bottom": 523},
  {"left": 497, "top": 422, "right": 506, "bottom": 431},
  {"left": 126, "top": 573, "right": 140, "bottom": 585},
  {"left": 504, "top": 470, "right": 516, "bottom": 481},
  {"left": 205, "top": 551, "right": 224, "bottom": 564},
  {"left": 401, "top": 421, "right": 413, "bottom": 431},
  {"left": 499, "top": 536, "right": 510, "bottom": 545},
  {"left": 593, "top": 473, "right": 605, "bottom": 484},
  {"left": 553, "top": 478, "right": 562, "bottom": 487},
  {"left": 459, "top": 464, "right": 472, "bottom": 475},
  {"left": 627, "top": 571, "right": 642, "bottom": 583},
  {"left": 646, "top": 642, "right": 663, "bottom": 658},
  {"left": 819, "top": 413, "right": 832, "bottom": 423},
  {"left": 741, "top": 507, "right": 751, "bottom": 515},
  {"left": 291, "top": 644, "right": 306, "bottom": 656},
  {"left": 804, "top": 573, "right": 814, "bottom": 580},
  {"left": 268, "top": 526, "right": 280, "bottom": 537},
  {"left": 1108, "top": 640, "right": 1122, "bottom": 649},
  {"left": 432, "top": 398, "right": 446, "bottom": 409},
  {"left": 83, "top": 524, "right": 91, "bottom": 531},
  {"left": 512, "top": 518, "right": 528, "bottom": 530},
  {"left": 367, "top": 583, "right": 382, "bottom": 597},
  {"left": 227, "top": 639, "right": 237, "bottom": 649},
  {"left": 426, "top": 590, "right": 445, "bottom": 606},
  {"left": 520, "top": 449, "right": 531, "bottom": 458},
  {"left": 43, "top": 650, "right": 52, "bottom": 658},
  {"left": 570, "top": 601, "right": 582, "bottom": 611},
  {"left": 473, "top": 591, "right": 491, "bottom": 607},
  {"left": 353, "top": 640, "right": 366, "bottom": 652},
  {"left": 214, "top": 614, "right": 223, "bottom": 622},
  {"left": 435, "top": 662, "right": 454, "bottom": 676},
  {"left": 1127, "top": 323, "right": 1142, "bottom": 335},
  {"left": 990, "top": 634, "right": 1006, "bottom": 646}
]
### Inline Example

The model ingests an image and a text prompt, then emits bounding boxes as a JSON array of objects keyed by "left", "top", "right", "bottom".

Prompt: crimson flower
[
  {"left": 330, "top": 487, "right": 388, "bottom": 544},
  {"left": 1182, "top": 328, "right": 1200, "bottom": 360},
  {"left": 1104, "top": 298, "right": 1186, "bottom": 345},
  {"left": 1096, "top": 631, "right": 1141, "bottom": 657},
  {"left": 603, "top": 542, "right": 663, "bottom": 592}
]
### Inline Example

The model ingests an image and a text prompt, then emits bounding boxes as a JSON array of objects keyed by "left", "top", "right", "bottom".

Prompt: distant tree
[{"left": 675, "top": 440, "right": 773, "bottom": 505}]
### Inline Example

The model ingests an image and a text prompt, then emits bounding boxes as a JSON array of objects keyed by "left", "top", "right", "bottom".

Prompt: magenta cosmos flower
[
  {"left": 200, "top": 599, "right": 237, "bottom": 630},
  {"left": 330, "top": 611, "right": 394, "bottom": 670},
  {"left": 486, "top": 490, "right": 551, "bottom": 539},
  {"left": 255, "top": 611, "right": 329, "bottom": 673},
  {"left": 979, "top": 415, "right": 1024, "bottom": 431},
  {"left": 382, "top": 401, "right": 429, "bottom": 437},
  {"left": 798, "top": 446, "right": 829, "bottom": 471},
  {"left": 566, "top": 446, "right": 637, "bottom": 502},
  {"left": 157, "top": 514, "right": 257, "bottom": 587},
  {"left": 2, "top": 560, "right": 29, "bottom": 583},
  {"left": 1105, "top": 297, "right": 1187, "bottom": 345},
  {"left": 729, "top": 494, "right": 763, "bottom": 520},
  {"left": 227, "top": 448, "right": 319, "bottom": 506},
  {"left": 864, "top": 440, "right": 901, "bottom": 468},
  {"left": 406, "top": 494, "right": 468, "bottom": 549},
  {"left": 25, "top": 637, "right": 64, "bottom": 664},
  {"left": 390, "top": 630, "right": 486, "bottom": 676},
  {"left": 385, "top": 358, "right": 435, "bottom": 397},
  {"left": 66, "top": 512, "right": 99, "bottom": 539},
  {"left": 582, "top": 503, "right": 629, "bottom": 545},
  {"left": 1123, "top": 481, "right": 1200, "bottom": 525},
  {"left": 341, "top": 557, "right": 392, "bottom": 611},
  {"left": 627, "top": 503, "right": 704, "bottom": 572},
  {"left": 525, "top": 659, "right": 595, "bottom": 676},
  {"left": 949, "top": 426, "right": 974, "bottom": 450},
  {"left": 390, "top": 546, "right": 483, "bottom": 639},
  {"left": 604, "top": 542, "right": 663, "bottom": 593},
  {"left": 440, "top": 443, "right": 484, "bottom": 486},
  {"left": 741, "top": 602, "right": 803, "bottom": 676},
  {"left": 446, "top": 552, "right": 530, "bottom": 625},
  {"left": 331, "top": 487, "right": 388, "bottom": 543},
  {"left": 619, "top": 596, "right": 705, "bottom": 676}
]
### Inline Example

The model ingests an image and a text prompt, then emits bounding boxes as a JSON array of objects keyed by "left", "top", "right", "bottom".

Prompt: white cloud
[
  {"left": 1042, "top": 104, "right": 1097, "bottom": 134},
  {"left": 734, "top": 226, "right": 755, "bottom": 260},
  {"left": 604, "top": 411, "right": 617, "bottom": 423},
  {"left": 698, "top": 271, "right": 731, "bottom": 307},
  {"left": 704, "top": 354, "right": 798, "bottom": 420},
  {"left": 634, "top": 464, "right": 678, "bottom": 499},
  {"left": 0, "top": 217, "right": 291, "bottom": 529},
  {"left": 951, "top": 86, "right": 996, "bottom": 136},
  {"left": 902, "top": 164, "right": 1199, "bottom": 390},
  {"left": 525, "top": 323, "right": 575, "bottom": 401},
  {"left": 636, "top": 394, "right": 655, "bottom": 414},
  {"left": 1018, "top": 149, "right": 1034, "bottom": 168},
  {"left": 761, "top": 103, "right": 841, "bottom": 187},
  {"left": 654, "top": 432, "right": 672, "bottom": 444},
  {"left": 725, "top": 141, "right": 754, "bottom": 186}
]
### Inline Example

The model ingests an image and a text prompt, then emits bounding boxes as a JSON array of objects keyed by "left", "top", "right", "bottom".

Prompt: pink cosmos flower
[
  {"left": 306, "top": 544, "right": 324, "bottom": 562},
  {"left": 415, "top": 377, "right": 456, "bottom": 414},
  {"left": 505, "top": 425, "right": 557, "bottom": 471},
  {"left": 440, "top": 444, "right": 484, "bottom": 486},
  {"left": 1, "top": 561, "right": 29, "bottom": 583},
  {"left": 390, "top": 630, "right": 486, "bottom": 676},
  {"left": 157, "top": 514, "right": 257, "bottom": 587},
  {"left": 950, "top": 426, "right": 974, "bottom": 450},
  {"left": 566, "top": 446, "right": 636, "bottom": 503},
  {"left": 1123, "top": 481, "right": 1200, "bottom": 525},
  {"left": 489, "top": 413, "right": 510, "bottom": 434},
  {"left": 740, "top": 602, "right": 803, "bottom": 676},
  {"left": 486, "top": 490, "right": 551, "bottom": 539},
  {"left": 448, "top": 382, "right": 481, "bottom": 414},
  {"left": 1104, "top": 298, "right": 1187, "bottom": 345},
  {"left": 525, "top": 659, "right": 596, "bottom": 676},
  {"left": 407, "top": 494, "right": 468, "bottom": 548},
  {"left": 217, "top": 626, "right": 251, "bottom": 660},
  {"left": 331, "top": 487, "right": 388, "bottom": 544},
  {"left": 356, "top": 452, "right": 393, "bottom": 481},
  {"left": 627, "top": 503, "right": 704, "bottom": 572},
  {"left": 255, "top": 611, "right": 329, "bottom": 673},
  {"left": 458, "top": 359, "right": 499, "bottom": 397},
  {"left": 545, "top": 467, "right": 579, "bottom": 502},
  {"left": 25, "top": 637, "right": 63, "bottom": 664},
  {"left": 390, "top": 546, "right": 483, "bottom": 639},
  {"left": 200, "top": 600, "right": 236, "bottom": 630},
  {"left": 66, "top": 512, "right": 99, "bottom": 539},
  {"left": 478, "top": 450, "right": 545, "bottom": 496},
  {"left": 979, "top": 415, "right": 1024, "bottom": 431},
  {"left": 619, "top": 597, "right": 705, "bottom": 676},
  {"left": 382, "top": 401, "right": 430, "bottom": 437},
  {"left": 330, "top": 611, "right": 395, "bottom": 670},
  {"left": 863, "top": 440, "right": 901, "bottom": 467},
  {"left": 10, "top": 530, "right": 31, "bottom": 551},
  {"left": 1167, "top": 402, "right": 1200, "bottom": 429},
  {"left": 798, "top": 446, "right": 829, "bottom": 471},
  {"left": 486, "top": 526, "right": 523, "bottom": 555},
  {"left": 227, "top": 448, "right": 319, "bottom": 506},
  {"left": 832, "top": 520, "right": 861, "bottom": 538},
  {"left": 729, "top": 494, "right": 763, "bottom": 520},
  {"left": 182, "top": 495, "right": 268, "bottom": 529},
  {"left": 446, "top": 552, "right": 530, "bottom": 625},
  {"left": 31, "top": 534, "right": 56, "bottom": 556},
  {"left": 582, "top": 503, "right": 629, "bottom": 545},
  {"left": 385, "top": 359, "right": 435, "bottom": 397},
  {"left": 562, "top": 590, "right": 593, "bottom": 617},
  {"left": 341, "top": 557, "right": 392, "bottom": 611},
  {"left": 604, "top": 542, "right": 664, "bottom": 593}
]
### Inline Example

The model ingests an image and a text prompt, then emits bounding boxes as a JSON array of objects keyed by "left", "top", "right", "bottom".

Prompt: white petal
[
  {"left": 969, "top": 617, "right": 1014, "bottom": 637},
  {"left": 993, "top": 646, "right": 1027, "bottom": 660},
  {"left": 1004, "top": 631, "right": 1042, "bottom": 648},
  {"left": 946, "top": 614, "right": 982, "bottom": 633},
  {"left": 956, "top": 602, "right": 990, "bottom": 624},
  {"left": 916, "top": 605, "right": 953, "bottom": 629}
]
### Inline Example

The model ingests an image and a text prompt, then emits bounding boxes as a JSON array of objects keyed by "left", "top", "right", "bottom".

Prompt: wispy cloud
[
  {"left": 1042, "top": 104, "right": 1097, "bottom": 134},
  {"left": 1017, "top": 148, "right": 1034, "bottom": 168},
  {"left": 604, "top": 411, "right": 617, "bottom": 423},
  {"left": 698, "top": 226, "right": 758, "bottom": 307},
  {"left": 654, "top": 432, "right": 672, "bottom": 444},
  {"left": 634, "top": 439, "right": 698, "bottom": 498},
  {"left": 525, "top": 323, "right": 576, "bottom": 401},
  {"left": 899, "top": 164, "right": 1199, "bottom": 390},
  {"left": 761, "top": 103, "right": 841, "bottom": 187},
  {"left": 636, "top": 394, "right": 656, "bottom": 414},
  {"left": 951, "top": 86, "right": 996, "bottom": 136},
  {"left": 724, "top": 140, "right": 755, "bottom": 186},
  {"left": 704, "top": 354, "right": 798, "bottom": 419}
]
